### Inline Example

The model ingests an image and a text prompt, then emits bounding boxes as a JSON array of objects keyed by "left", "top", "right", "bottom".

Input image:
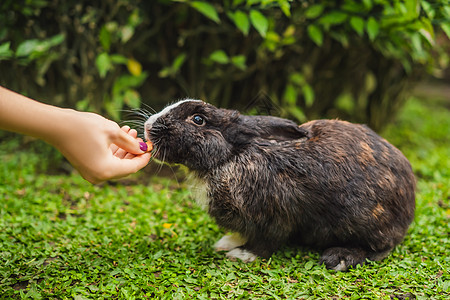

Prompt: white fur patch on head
[
  {"left": 214, "top": 233, "right": 247, "bottom": 252},
  {"left": 144, "top": 99, "right": 203, "bottom": 140},
  {"left": 226, "top": 248, "right": 257, "bottom": 263}
]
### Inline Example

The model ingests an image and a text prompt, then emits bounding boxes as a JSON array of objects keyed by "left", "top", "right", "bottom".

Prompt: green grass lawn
[{"left": 1, "top": 97, "right": 449, "bottom": 299}]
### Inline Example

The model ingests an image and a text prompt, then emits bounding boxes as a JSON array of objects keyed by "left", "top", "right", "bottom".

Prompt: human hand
[
  {"left": 0, "top": 86, "right": 151, "bottom": 183},
  {"left": 51, "top": 110, "right": 151, "bottom": 184}
]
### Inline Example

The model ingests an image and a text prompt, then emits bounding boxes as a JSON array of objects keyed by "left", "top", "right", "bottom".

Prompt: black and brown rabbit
[{"left": 144, "top": 100, "right": 415, "bottom": 271}]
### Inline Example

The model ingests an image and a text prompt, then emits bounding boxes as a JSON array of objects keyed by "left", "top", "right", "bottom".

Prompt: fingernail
[{"left": 139, "top": 142, "right": 148, "bottom": 152}]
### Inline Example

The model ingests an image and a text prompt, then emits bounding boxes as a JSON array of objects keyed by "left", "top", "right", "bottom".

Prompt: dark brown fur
[{"left": 144, "top": 100, "right": 416, "bottom": 270}]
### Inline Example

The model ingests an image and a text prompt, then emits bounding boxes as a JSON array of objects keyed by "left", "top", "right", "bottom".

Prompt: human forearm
[
  {"left": 0, "top": 86, "right": 151, "bottom": 183},
  {"left": 0, "top": 86, "right": 70, "bottom": 143}
]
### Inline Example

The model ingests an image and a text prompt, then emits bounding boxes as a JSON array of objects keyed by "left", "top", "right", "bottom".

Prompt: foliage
[
  {"left": 0, "top": 0, "right": 449, "bottom": 129},
  {"left": 0, "top": 95, "right": 449, "bottom": 298},
  {"left": 0, "top": 0, "right": 147, "bottom": 118}
]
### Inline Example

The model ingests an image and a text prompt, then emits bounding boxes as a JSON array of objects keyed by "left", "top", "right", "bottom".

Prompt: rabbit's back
[
  {"left": 208, "top": 119, "right": 415, "bottom": 253},
  {"left": 293, "top": 120, "right": 415, "bottom": 249}
]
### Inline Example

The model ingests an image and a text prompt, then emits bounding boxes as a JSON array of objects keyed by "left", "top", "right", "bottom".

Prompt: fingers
[
  {"left": 111, "top": 126, "right": 150, "bottom": 167},
  {"left": 112, "top": 125, "right": 146, "bottom": 155},
  {"left": 110, "top": 152, "right": 152, "bottom": 179},
  {"left": 110, "top": 126, "right": 130, "bottom": 154},
  {"left": 128, "top": 128, "right": 138, "bottom": 138},
  {"left": 86, "top": 151, "right": 152, "bottom": 184},
  {"left": 111, "top": 126, "right": 141, "bottom": 158}
]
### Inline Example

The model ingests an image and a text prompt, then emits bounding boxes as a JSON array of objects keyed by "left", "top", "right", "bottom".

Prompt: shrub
[{"left": 0, "top": 0, "right": 449, "bottom": 130}]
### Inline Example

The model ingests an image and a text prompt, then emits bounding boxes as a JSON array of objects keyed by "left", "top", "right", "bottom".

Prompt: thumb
[{"left": 112, "top": 128, "right": 146, "bottom": 154}]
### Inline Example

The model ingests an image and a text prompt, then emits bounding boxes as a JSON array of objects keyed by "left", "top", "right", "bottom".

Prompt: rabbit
[{"left": 143, "top": 99, "right": 416, "bottom": 271}]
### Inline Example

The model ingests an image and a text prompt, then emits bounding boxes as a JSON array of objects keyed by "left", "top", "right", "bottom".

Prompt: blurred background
[
  {"left": 2, "top": 2, "right": 450, "bottom": 297},
  {"left": 0, "top": 0, "right": 449, "bottom": 132}
]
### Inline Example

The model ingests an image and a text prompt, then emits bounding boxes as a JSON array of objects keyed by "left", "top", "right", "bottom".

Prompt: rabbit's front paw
[{"left": 214, "top": 233, "right": 246, "bottom": 252}]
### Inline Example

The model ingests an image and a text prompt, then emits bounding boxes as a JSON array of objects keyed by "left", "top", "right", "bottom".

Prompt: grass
[{"left": 0, "top": 97, "right": 449, "bottom": 299}]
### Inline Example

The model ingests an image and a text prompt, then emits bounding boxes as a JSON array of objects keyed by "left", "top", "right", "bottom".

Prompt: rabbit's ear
[
  {"left": 240, "top": 115, "right": 309, "bottom": 141},
  {"left": 261, "top": 116, "right": 309, "bottom": 141}
]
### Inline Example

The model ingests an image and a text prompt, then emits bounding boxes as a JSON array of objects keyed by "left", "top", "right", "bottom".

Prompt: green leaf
[
  {"left": 404, "top": 0, "right": 419, "bottom": 19},
  {"left": 229, "top": 10, "right": 250, "bottom": 36},
  {"left": 283, "top": 25, "right": 295, "bottom": 37},
  {"left": 305, "top": 261, "right": 315, "bottom": 270},
  {"left": 442, "top": 23, "right": 450, "bottom": 40},
  {"left": 444, "top": 6, "right": 450, "bottom": 18},
  {"left": 250, "top": 10, "right": 269, "bottom": 38},
  {"left": 330, "top": 31, "right": 349, "bottom": 48},
  {"left": 99, "top": 26, "right": 111, "bottom": 51},
  {"left": 120, "top": 25, "right": 134, "bottom": 43},
  {"left": 341, "top": 1, "right": 366, "bottom": 13},
  {"left": 290, "top": 73, "right": 305, "bottom": 85},
  {"left": 231, "top": 55, "right": 247, "bottom": 70},
  {"left": 362, "top": 0, "right": 373, "bottom": 10},
  {"left": 279, "top": 1, "right": 291, "bottom": 17},
  {"left": 158, "top": 67, "right": 170, "bottom": 78},
  {"left": 110, "top": 54, "right": 129, "bottom": 64},
  {"left": 350, "top": 16, "right": 365, "bottom": 36},
  {"left": 16, "top": 40, "right": 40, "bottom": 57},
  {"left": 16, "top": 34, "right": 65, "bottom": 58},
  {"left": 305, "top": 4, "right": 324, "bottom": 19},
  {"left": 266, "top": 31, "right": 280, "bottom": 43},
  {"left": 0, "top": 42, "right": 13, "bottom": 60},
  {"left": 113, "top": 73, "right": 148, "bottom": 94},
  {"left": 172, "top": 53, "right": 187, "bottom": 71},
  {"left": 128, "top": 8, "right": 142, "bottom": 27},
  {"left": 366, "top": 17, "right": 379, "bottom": 41},
  {"left": 191, "top": 1, "right": 220, "bottom": 23},
  {"left": 421, "top": 1, "right": 435, "bottom": 19},
  {"left": 209, "top": 50, "right": 229, "bottom": 64},
  {"left": 159, "top": 53, "right": 187, "bottom": 78},
  {"left": 105, "top": 21, "right": 118, "bottom": 32},
  {"left": 418, "top": 17, "right": 434, "bottom": 46},
  {"left": 336, "top": 92, "right": 355, "bottom": 113},
  {"left": 410, "top": 33, "right": 425, "bottom": 61},
  {"left": 75, "top": 98, "right": 91, "bottom": 112},
  {"left": 443, "top": 280, "right": 450, "bottom": 292},
  {"left": 123, "top": 89, "right": 141, "bottom": 109},
  {"left": 283, "top": 84, "right": 297, "bottom": 105},
  {"left": 95, "top": 52, "right": 112, "bottom": 78},
  {"left": 105, "top": 98, "right": 121, "bottom": 121},
  {"left": 47, "top": 33, "right": 65, "bottom": 47},
  {"left": 319, "top": 11, "right": 348, "bottom": 26},
  {"left": 302, "top": 84, "right": 315, "bottom": 107},
  {"left": 289, "top": 106, "right": 307, "bottom": 122},
  {"left": 307, "top": 24, "right": 323, "bottom": 46}
]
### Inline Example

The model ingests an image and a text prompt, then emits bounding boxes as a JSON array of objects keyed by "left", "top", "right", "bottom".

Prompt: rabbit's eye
[{"left": 192, "top": 115, "right": 205, "bottom": 126}]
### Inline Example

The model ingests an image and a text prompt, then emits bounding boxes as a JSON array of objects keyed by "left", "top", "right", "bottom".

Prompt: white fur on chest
[{"left": 185, "top": 174, "right": 210, "bottom": 210}]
